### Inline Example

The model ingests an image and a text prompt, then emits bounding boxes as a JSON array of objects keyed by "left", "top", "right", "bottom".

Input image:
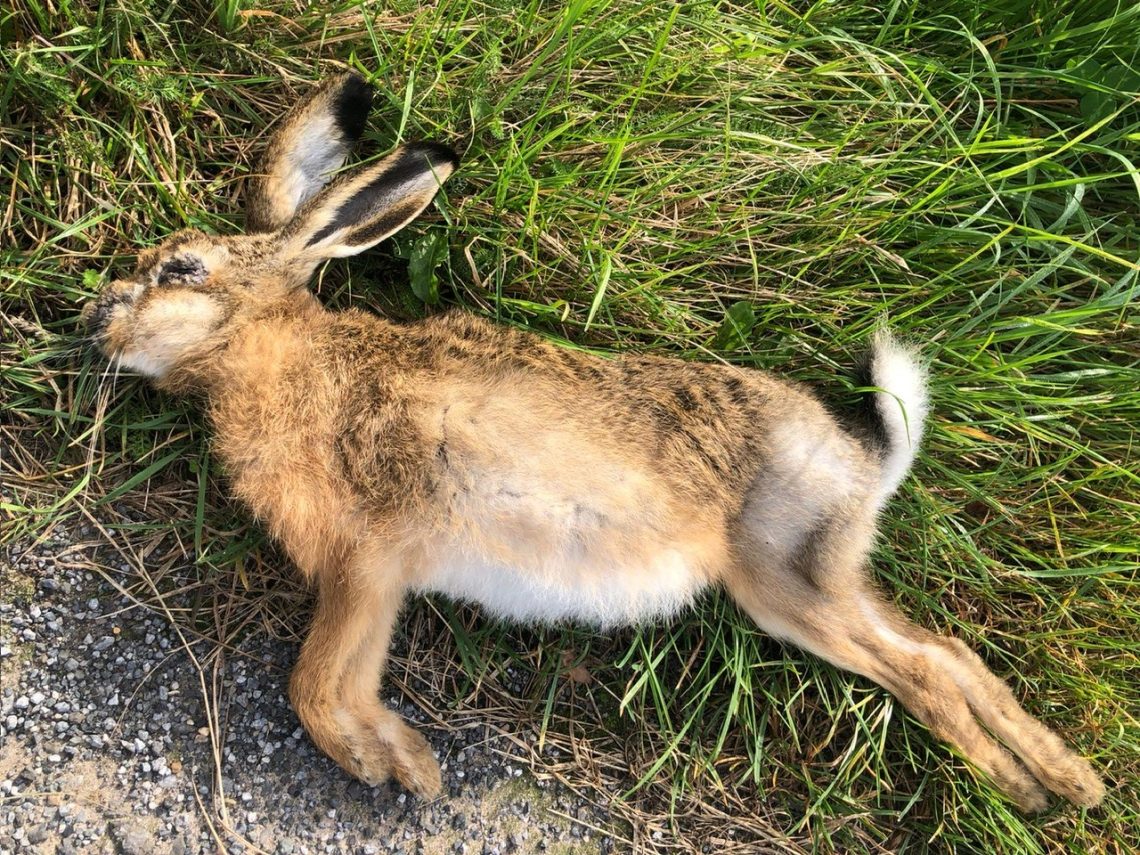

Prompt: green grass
[{"left": 2, "top": 1, "right": 1138, "bottom": 852}]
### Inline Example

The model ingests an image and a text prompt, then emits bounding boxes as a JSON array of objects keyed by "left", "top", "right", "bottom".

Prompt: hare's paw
[
  {"left": 339, "top": 708, "right": 441, "bottom": 798},
  {"left": 1036, "top": 750, "right": 1106, "bottom": 809},
  {"left": 1004, "top": 773, "right": 1051, "bottom": 814},
  {"left": 387, "top": 719, "right": 442, "bottom": 798}
]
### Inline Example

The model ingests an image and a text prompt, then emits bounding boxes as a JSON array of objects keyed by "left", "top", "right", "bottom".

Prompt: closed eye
[{"left": 156, "top": 254, "right": 208, "bottom": 287}]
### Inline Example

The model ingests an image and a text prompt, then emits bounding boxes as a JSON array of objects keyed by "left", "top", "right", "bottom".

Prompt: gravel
[{"left": 1, "top": 522, "right": 616, "bottom": 854}]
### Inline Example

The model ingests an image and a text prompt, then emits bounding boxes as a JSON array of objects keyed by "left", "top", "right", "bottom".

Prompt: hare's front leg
[{"left": 288, "top": 553, "right": 441, "bottom": 797}]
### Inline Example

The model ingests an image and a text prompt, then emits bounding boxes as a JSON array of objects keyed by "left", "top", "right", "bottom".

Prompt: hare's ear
[
  {"left": 246, "top": 73, "right": 373, "bottom": 233},
  {"left": 279, "top": 142, "right": 458, "bottom": 265}
]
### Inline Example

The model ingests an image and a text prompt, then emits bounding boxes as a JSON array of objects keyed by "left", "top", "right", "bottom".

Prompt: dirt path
[{"left": 1, "top": 523, "right": 616, "bottom": 854}]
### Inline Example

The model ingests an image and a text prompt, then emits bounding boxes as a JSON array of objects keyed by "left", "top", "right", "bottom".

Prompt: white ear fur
[{"left": 246, "top": 74, "right": 374, "bottom": 233}]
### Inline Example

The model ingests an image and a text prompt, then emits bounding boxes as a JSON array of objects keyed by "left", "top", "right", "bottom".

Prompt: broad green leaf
[
  {"left": 710, "top": 301, "right": 756, "bottom": 351},
  {"left": 407, "top": 231, "right": 447, "bottom": 305}
]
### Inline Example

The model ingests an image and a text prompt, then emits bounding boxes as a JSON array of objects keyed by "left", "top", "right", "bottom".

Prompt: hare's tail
[{"left": 857, "top": 330, "right": 929, "bottom": 505}]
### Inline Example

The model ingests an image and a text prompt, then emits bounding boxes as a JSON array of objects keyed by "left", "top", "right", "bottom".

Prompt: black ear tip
[
  {"left": 333, "top": 73, "right": 374, "bottom": 143},
  {"left": 410, "top": 141, "right": 460, "bottom": 171}
]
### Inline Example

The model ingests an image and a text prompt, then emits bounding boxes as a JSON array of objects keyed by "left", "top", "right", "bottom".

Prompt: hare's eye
[{"left": 156, "top": 254, "right": 207, "bottom": 287}]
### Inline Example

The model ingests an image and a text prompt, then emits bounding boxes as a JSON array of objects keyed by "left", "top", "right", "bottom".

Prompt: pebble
[{"left": 111, "top": 821, "right": 151, "bottom": 855}]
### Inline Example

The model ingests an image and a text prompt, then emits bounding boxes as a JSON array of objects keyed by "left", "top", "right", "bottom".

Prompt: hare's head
[{"left": 82, "top": 73, "right": 457, "bottom": 384}]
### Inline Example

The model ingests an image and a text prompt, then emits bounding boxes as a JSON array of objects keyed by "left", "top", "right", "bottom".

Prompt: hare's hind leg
[
  {"left": 724, "top": 540, "right": 1103, "bottom": 811},
  {"left": 289, "top": 550, "right": 441, "bottom": 797}
]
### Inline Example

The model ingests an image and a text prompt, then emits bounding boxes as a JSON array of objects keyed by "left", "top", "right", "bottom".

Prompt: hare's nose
[
  {"left": 79, "top": 300, "right": 98, "bottom": 326},
  {"left": 81, "top": 282, "right": 137, "bottom": 334},
  {"left": 82, "top": 297, "right": 117, "bottom": 336}
]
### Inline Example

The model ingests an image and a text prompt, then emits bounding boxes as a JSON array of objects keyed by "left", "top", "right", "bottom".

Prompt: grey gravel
[{"left": 1, "top": 520, "right": 617, "bottom": 854}]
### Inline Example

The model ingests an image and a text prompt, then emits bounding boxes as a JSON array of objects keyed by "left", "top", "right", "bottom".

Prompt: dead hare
[{"left": 82, "top": 73, "right": 1105, "bottom": 814}]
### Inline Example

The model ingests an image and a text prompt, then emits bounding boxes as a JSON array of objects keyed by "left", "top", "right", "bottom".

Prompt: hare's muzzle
[{"left": 81, "top": 280, "right": 138, "bottom": 343}]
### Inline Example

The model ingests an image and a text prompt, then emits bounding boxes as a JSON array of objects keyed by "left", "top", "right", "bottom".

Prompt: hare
[{"left": 82, "top": 72, "right": 1105, "bottom": 813}]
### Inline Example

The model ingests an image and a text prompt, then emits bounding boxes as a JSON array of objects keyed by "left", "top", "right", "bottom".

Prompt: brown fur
[{"left": 81, "top": 73, "right": 1104, "bottom": 812}]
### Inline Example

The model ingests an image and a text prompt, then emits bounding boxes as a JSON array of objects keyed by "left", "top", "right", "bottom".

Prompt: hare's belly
[
  {"left": 420, "top": 543, "right": 706, "bottom": 626},
  {"left": 414, "top": 474, "right": 718, "bottom": 626},
  {"left": 411, "top": 403, "right": 729, "bottom": 625}
]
